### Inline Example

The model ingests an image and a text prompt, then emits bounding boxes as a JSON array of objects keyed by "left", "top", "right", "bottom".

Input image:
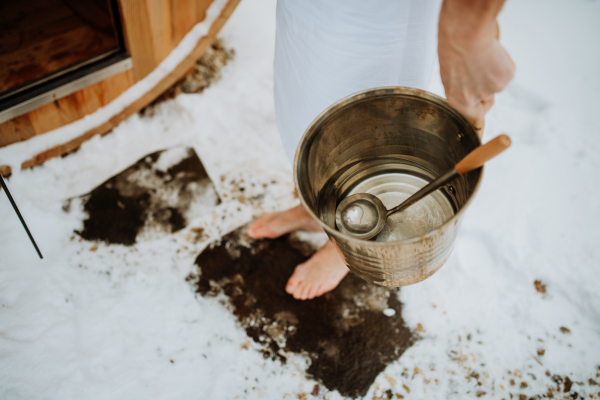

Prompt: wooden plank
[
  {"left": 170, "top": 0, "right": 198, "bottom": 45},
  {"left": 98, "top": 69, "right": 134, "bottom": 106},
  {"left": 0, "top": 115, "right": 35, "bottom": 147},
  {"left": 146, "top": 0, "right": 174, "bottom": 63},
  {"left": 73, "top": 85, "right": 103, "bottom": 116},
  {"left": 195, "top": 0, "right": 214, "bottom": 25},
  {"left": 118, "top": 0, "right": 157, "bottom": 81},
  {"left": 56, "top": 94, "right": 86, "bottom": 123},
  {"left": 170, "top": 0, "right": 213, "bottom": 45},
  {"left": 21, "top": 0, "right": 241, "bottom": 170},
  {"left": 119, "top": 0, "right": 215, "bottom": 83},
  {"left": 0, "top": 70, "right": 134, "bottom": 145},
  {"left": 27, "top": 102, "right": 63, "bottom": 135}
]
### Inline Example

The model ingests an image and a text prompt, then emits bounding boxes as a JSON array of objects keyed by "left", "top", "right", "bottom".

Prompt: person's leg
[
  {"left": 250, "top": 0, "right": 441, "bottom": 299},
  {"left": 247, "top": 204, "right": 321, "bottom": 239}
]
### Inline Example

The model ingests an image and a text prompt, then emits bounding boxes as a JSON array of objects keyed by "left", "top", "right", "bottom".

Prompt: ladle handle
[{"left": 455, "top": 134, "right": 511, "bottom": 175}]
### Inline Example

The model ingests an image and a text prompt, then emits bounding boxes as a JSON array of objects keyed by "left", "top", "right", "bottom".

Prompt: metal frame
[{"left": 0, "top": 56, "right": 132, "bottom": 124}]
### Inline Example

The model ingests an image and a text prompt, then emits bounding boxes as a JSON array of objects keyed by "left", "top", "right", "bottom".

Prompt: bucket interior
[{"left": 295, "top": 88, "right": 482, "bottom": 240}]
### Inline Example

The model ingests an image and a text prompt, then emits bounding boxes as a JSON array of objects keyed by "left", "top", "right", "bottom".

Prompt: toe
[
  {"left": 305, "top": 287, "right": 315, "bottom": 300},
  {"left": 286, "top": 274, "right": 301, "bottom": 294},
  {"left": 286, "top": 262, "right": 307, "bottom": 293},
  {"left": 306, "top": 285, "right": 319, "bottom": 300},
  {"left": 299, "top": 284, "right": 312, "bottom": 300},
  {"left": 292, "top": 283, "right": 306, "bottom": 299},
  {"left": 312, "top": 284, "right": 324, "bottom": 298},
  {"left": 301, "top": 286, "right": 312, "bottom": 300},
  {"left": 285, "top": 241, "right": 350, "bottom": 300}
]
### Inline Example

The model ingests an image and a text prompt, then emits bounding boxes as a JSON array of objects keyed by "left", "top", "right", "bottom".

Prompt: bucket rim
[{"left": 293, "top": 86, "right": 483, "bottom": 247}]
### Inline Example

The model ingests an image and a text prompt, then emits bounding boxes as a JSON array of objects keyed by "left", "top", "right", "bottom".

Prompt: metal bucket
[{"left": 294, "top": 87, "right": 483, "bottom": 287}]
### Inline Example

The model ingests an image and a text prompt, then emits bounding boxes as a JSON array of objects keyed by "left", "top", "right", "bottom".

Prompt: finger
[
  {"left": 449, "top": 100, "right": 480, "bottom": 123},
  {"left": 470, "top": 95, "right": 495, "bottom": 123},
  {"left": 480, "top": 96, "right": 495, "bottom": 115},
  {"left": 447, "top": 87, "right": 497, "bottom": 122},
  {"left": 495, "top": 20, "right": 500, "bottom": 40},
  {"left": 502, "top": 45, "right": 516, "bottom": 79},
  {"left": 470, "top": 119, "right": 485, "bottom": 139},
  {"left": 446, "top": 94, "right": 474, "bottom": 120}
]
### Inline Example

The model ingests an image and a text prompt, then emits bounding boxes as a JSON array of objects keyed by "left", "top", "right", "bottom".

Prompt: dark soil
[
  {"left": 76, "top": 182, "right": 151, "bottom": 245},
  {"left": 75, "top": 147, "right": 220, "bottom": 245},
  {"left": 140, "top": 38, "right": 234, "bottom": 115},
  {"left": 192, "top": 227, "right": 416, "bottom": 398},
  {"left": 534, "top": 280, "right": 547, "bottom": 294}
]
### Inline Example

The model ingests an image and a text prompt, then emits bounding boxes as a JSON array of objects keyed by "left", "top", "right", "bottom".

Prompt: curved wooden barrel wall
[{"left": 0, "top": 0, "right": 240, "bottom": 168}]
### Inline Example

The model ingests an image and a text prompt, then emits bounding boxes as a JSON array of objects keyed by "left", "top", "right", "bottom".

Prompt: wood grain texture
[
  {"left": 0, "top": 115, "right": 36, "bottom": 147},
  {"left": 0, "top": 0, "right": 219, "bottom": 148},
  {"left": 0, "top": 69, "right": 134, "bottom": 147},
  {"left": 118, "top": 0, "right": 157, "bottom": 81},
  {"left": 170, "top": 0, "right": 213, "bottom": 44},
  {"left": 118, "top": 0, "right": 216, "bottom": 83},
  {"left": 21, "top": 0, "right": 241, "bottom": 170},
  {"left": 147, "top": 0, "right": 174, "bottom": 63},
  {"left": 455, "top": 134, "right": 511, "bottom": 175}
]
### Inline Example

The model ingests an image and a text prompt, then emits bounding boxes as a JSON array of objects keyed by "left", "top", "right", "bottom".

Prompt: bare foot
[
  {"left": 248, "top": 204, "right": 348, "bottom": 299},
  {"left": 247, "top": 204, "right": 322, "bottom": 239},
  {"left": 286, "top": 241, "right": 349, "bottom": 300}
]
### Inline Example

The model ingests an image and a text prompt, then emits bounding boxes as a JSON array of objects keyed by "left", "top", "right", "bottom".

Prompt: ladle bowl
[
  {"left": 335, "top": 134, "right": 511, "bottom": 241},
  {"left": 335, "top": 193, "right": 387, "bottom": 240}
]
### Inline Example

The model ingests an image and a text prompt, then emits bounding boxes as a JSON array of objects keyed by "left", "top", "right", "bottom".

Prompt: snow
[
  {"left": 383, "top": 308, "right": 397, "bottom": 318},
  {"left": 1, "top": 0, "right": 599, "bottom": 399},
  {"left": 154, "top": 147, "right": 193, "bottom": 172}
]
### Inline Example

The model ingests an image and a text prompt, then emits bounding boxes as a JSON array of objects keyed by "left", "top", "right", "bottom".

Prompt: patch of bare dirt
[
  {"left": 534, "top": 280, "right": 547, "bottom": 294},
  {"left": 191, "top": 227, "right": 416, "bottom": 398},
  {"left": 140, "top": 38, "right": 234, "bottom": 115},
  {"left": 72, "top": 147, "right": 220, "bottom": 245}
]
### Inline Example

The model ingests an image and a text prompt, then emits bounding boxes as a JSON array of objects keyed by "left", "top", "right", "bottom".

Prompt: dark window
[{"left": 0, "top": 0, "right": 127, "bottom": 102}]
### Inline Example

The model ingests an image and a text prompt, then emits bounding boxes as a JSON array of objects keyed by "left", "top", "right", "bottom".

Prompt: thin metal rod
[
  {"left": 386, "top": 169, "right": 459, "bottom": 217},
  {"left": 0, "top": 175, "right": 43, "bottom": 259}
]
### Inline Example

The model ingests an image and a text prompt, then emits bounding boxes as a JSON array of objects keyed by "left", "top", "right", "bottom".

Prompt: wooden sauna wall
[{"left": 0, "top": 0, "right": 215, "bottom": 148}]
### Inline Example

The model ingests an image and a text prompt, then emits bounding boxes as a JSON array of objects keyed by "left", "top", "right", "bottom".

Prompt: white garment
[{"left": 274, "top": 0, "right": 442, "bottom": 163}]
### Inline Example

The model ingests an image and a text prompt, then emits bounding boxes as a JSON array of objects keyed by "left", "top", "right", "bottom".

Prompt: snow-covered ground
[{"left": 1, "top": 0, "right": 599, "bottom": 399}]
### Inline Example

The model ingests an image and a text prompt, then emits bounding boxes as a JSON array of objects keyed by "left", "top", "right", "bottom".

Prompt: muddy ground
[
  {"left": 69, "top": 144, "right": 417, "bottom": 397},
  {"left": 141, "top": 38, "right": 234, "bottom": 115},
  {"left": 73, "top": 147, "right": 220, "bottom": 245},
  {"left": 191, "top": 228, "right": 416, "bottom": 398},
  {"left": 67, "top": 145, "right": 597, "bottom": 400}
]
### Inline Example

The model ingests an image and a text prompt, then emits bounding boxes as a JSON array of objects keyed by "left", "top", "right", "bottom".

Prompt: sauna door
[{"left": 0, "top": 0, "right": 126, "bottom": 100}]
